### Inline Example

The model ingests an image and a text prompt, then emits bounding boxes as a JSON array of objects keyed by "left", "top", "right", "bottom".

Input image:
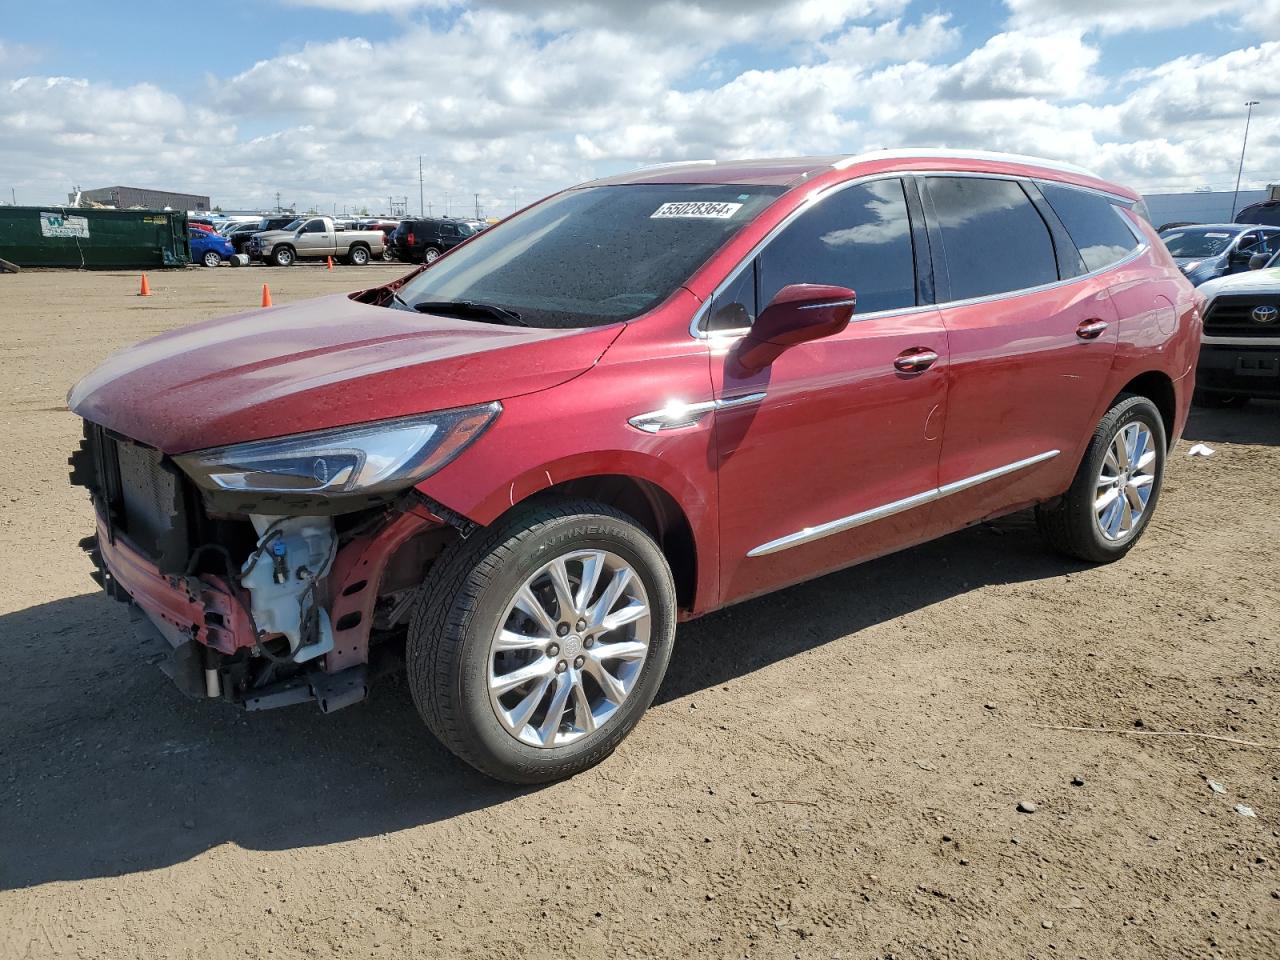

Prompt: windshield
[
  {"left": 394, "top": 183, "right": 785, "bottom": 328},
  {"left": 1161, "top": 228, "right": 1237, "bottom": 258},
  {"left": 279, "top": 218, "right": 304, "bottom": 231}
]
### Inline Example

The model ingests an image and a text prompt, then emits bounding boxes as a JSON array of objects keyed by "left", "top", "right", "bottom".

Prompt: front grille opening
[{"left": 1204, "top": 295, "right": 1280, "bottom": 338}]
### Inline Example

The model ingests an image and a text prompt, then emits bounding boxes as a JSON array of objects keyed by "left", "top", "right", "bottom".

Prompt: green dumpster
[{"left": 0, "top": 206, "right": 191, "bottom": 269}]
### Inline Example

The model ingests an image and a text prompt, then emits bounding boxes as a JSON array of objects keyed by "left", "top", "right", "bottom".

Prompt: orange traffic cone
[
  {"left": 326, "top": 256, "right": 334, "bottom": 271},
  {"left": 261, "top": 283, "right": 273, "bottom": 308},
  {"left": 138, "top": 273, "right": 151, "bottom": 297}
]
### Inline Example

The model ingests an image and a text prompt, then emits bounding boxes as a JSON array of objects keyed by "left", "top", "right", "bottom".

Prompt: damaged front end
[{"left": 68, "top": 413, "right": 489, "bottom": 712}]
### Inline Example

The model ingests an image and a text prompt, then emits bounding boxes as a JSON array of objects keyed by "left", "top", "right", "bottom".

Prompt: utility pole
[
  {"left": 418, "top": 156, "right": 425, "bottom": 217},
  {"left": 512, "top": 187, "right": 519, "bottom": 214},
  {"left": 1232, "top": 100, "right": 1260, "bottom": 220},
  {"left": 474, "top": 193, "right": 481, "bottom": 219},
  {"left": 9, "top": 188, "right": 14, "bottom": 206},
  {"left": 427, "top": 201, "right": 433, "bottom": 217},
  {"left": 275, "top": 191, "right": 281, "bottom": 213},
  {"left": 445, "top": 192, "right": 450, "bottom": 217}
]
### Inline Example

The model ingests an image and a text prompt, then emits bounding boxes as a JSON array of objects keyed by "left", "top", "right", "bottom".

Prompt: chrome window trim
[
  {"left": 746, "top": 449, "right": 1061, "bottom": 558},
  {"left": 690, "top": 169, "right": 1149, "bottom": 341}
]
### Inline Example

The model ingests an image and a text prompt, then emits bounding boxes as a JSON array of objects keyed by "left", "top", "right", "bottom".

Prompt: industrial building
[
  {"left": 1142, "top": 188, "right": 1269, "bottom": 228},
  {"left": 74, "top": 185, "right": 211, "bottom": 212}
]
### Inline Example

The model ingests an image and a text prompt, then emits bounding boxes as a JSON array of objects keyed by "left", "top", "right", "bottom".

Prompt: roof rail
[
  {"left": 640, "top": 159, "right": 717, "bottom": 169},
  {"left": 834, "top": 148, "right": 1102, "bottom": 180}
]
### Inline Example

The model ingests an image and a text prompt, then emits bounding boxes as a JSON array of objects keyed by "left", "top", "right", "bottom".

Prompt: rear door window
[
  {"left": 757, "top": 178, "right": 917, "bottom": 315},
  {"left": 927, "top": 177, "right": 1059, "bottom": 301},
  {"left": 1038, "top": 182, "right": 1140, "bottom": 273}
]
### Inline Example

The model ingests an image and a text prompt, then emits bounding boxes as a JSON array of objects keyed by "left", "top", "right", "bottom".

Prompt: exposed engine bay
[{"left": 69, "top": 420, "right": 460, "bottom": 713}]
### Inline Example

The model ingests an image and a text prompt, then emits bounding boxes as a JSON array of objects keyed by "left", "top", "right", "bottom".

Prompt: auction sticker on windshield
[{"left": 651, "top": 201, "right": 743, "bottom": 219}]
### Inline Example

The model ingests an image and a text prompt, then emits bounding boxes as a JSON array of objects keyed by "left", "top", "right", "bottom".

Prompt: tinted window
[
  {"left": 758, "top": 179, "right": 916, "bottom": 314},
  {"left": 394, "top": 183, "right": 784, "bottom": 328},
  {"left": 928, "top": 177, "right": 1058, "bottom": 300},
  {"left": 302, "top": 220, "right": 326, "bottom": 233},
  {"left": 709, "top": 261, "right": 757, "bottom": 332},
  {"left": 1039, "top": 182, "right": 1139, "bottom": 273}
]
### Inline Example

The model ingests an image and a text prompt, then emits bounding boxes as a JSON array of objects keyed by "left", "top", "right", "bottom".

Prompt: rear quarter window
[{"left": 1039, "top": 181, "right": 1140, "bottom": 273}]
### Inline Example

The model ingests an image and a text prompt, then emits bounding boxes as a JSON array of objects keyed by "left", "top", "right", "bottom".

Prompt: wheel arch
[
  {"left": 509, "top": 474, "right": 698, "bottom": 611},
  {"left": 1114, "top": 370, "right": 1176, "bottom": 449}
]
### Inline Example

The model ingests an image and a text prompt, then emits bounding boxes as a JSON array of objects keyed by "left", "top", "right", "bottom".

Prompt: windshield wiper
[{"left": 412, "top": 300, "right": 528, "bottom": 326}]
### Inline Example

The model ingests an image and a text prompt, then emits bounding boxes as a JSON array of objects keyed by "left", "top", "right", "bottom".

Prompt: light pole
[
  {"left": 1231, "top": 100, "right": 1260, "bottom": 221},
  {"left": 418, "top": 156, "right": 425, "bottom": 217}
]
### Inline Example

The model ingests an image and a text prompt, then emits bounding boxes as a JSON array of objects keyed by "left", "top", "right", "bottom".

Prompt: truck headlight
[{"left": 175, "top": 403, "right": 500, "bottom": 496}]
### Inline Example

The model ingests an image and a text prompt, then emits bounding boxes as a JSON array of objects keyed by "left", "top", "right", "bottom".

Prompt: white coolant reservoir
[{"left": 241, "top": 515, "right": 337, "bottom": 663}]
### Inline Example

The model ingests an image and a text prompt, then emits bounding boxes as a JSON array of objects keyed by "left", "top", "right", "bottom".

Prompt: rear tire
[
  {"left": 201, "top": 250, "right": 222, "bottom": 268},
  {"left": 1036, "top": 394, "right": 1166, "bottom": 563},
  {"left": 423, "top": 246, "right": 442, "bottom": 265},
  {"left": 407, "top": 498, "right": 677, "bottom": 784},
  {"left": 349, "top": 245, "right": 370, "bottom": 266}
]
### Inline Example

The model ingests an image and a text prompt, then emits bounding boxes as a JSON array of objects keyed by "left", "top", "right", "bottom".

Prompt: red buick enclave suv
[{"left": 69, "top": 150, "right": 1201, "bottom": 782}]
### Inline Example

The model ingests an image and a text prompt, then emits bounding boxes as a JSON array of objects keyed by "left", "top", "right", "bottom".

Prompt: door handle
[
  {"left": 1076, "top": 319, "right": 1109, "bottom": 340},
  {"left": 894, "top": 348, "right": 940, "bottom": 373}
]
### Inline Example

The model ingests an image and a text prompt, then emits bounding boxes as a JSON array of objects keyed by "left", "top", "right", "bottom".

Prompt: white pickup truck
[
  {"left": 1194, "top": 249, "right": 1280, "bottom": 405},
  {"left": 247, "top": 216, "right": 386, "bottom": 267}
]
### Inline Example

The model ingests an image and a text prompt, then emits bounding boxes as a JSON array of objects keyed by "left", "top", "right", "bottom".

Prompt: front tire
[
  {"left": 407, "top": 498, "right": 677, "bottom": 784},
  {"left": 271, "top": 245, "right": 295, "bottom": 267},
  {"left": 1036, "top": 394, "right": 1166, "bottom": 563}
]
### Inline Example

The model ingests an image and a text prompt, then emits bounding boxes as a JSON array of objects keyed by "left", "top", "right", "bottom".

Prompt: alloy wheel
[
  {"left": 1094, "top": 421, "right": 1157, "bottom": 541},
  {"left": 487, "top": 550, "right": 651, "bottom": 748}
]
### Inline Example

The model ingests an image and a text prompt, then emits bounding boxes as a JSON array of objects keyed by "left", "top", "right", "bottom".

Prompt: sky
[{"left": 0, "top": 0, "right": 1277, "bottom": 216}]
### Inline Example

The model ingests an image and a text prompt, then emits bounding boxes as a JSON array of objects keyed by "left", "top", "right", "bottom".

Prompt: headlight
[
  {"left": 175, "top": 402, "right": 500, "bottom": 496},
  {"left": 1182, "top": 261, "right": 1201, "bottom": 273}
]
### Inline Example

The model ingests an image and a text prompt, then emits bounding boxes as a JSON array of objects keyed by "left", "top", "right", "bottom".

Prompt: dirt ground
[{"left": 1, "top": 265, "right": 1277, "bottom": 960}]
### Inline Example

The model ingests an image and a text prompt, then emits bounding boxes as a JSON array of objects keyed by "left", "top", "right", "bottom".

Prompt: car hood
[
  {"left": 250, "top": 230, "right": 292, "bottom": 243},
  {"left": 69, "top": 293, "right": 623, "bottom": 453},
  {"left": 1198, "top": 266, "right": 1280, "bottom": 303},
  {"left": 1172, "top": 254, "right": 1224, "bottom": 268}
]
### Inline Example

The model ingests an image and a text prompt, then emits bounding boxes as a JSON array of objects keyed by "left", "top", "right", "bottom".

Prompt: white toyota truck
[{"left": 1194, "top": 249, "right": 1280, "bottom": 405}]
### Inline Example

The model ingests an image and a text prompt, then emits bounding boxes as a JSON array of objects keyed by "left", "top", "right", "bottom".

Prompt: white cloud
[
  {"left": 0, "top": 2, "right": 1276, "bottom": 213},
  {"left": 817, "top": 14, "right": 960, "bottom": 66},
  {"left": 1003, "top": 0, "right": 1259, "bottom": 34},
  {"left": 939, "top": 29, "right": 1100, "bottom": 100}
]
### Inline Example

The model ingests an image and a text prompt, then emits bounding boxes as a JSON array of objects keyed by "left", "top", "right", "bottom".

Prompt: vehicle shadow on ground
[
  {"left": 1183, "top": 399, "right": 1280, "bottom": 447},
  {"left": 0, "top": 511, "right": 1081, "bottom": 890}
]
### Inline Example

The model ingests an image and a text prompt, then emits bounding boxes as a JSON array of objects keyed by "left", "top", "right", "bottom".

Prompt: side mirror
[
  {"left": 1249, "top": 253, "right": 1269, "bottom": 271},
  {"left": 735, "top": 284, "right": 856, "bottom": 373}
]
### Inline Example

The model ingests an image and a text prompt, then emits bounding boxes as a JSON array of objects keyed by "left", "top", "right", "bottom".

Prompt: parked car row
[{"left": 200, "top": 214, "right": 489, "bottom": 266}]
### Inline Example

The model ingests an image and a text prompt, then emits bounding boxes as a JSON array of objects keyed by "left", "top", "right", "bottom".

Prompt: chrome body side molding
[
  {"left": 746, "top": 449, "right": 1061, "bottom": 558},
  {"left": 628, "top": 392, "right": 766, "bottom": 433}
]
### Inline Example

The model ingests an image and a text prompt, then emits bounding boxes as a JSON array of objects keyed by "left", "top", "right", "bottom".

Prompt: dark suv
[{"left": 390, "top": 218, "right": 485, "bottom": 263}]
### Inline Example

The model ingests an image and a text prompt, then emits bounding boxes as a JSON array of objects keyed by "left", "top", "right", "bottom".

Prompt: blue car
[
  {"left": 1159, "top": 223, "right": 1280, "bottom": 286},
  {"left": 188, "top": 227, "right": 235, "bottom": 268}
]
